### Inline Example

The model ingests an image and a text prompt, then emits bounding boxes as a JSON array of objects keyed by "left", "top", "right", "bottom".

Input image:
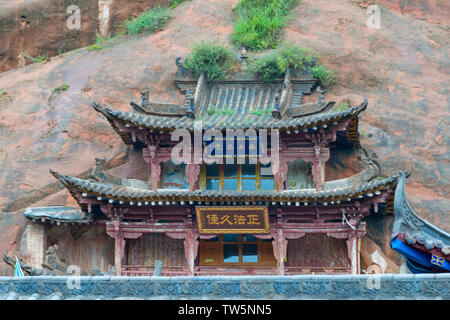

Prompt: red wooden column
[
  {"left": 113, "top": 220, "right": 124, "bottom": 276},
  {"left": 312, "top": 145, "right": 323, "bottom": 191},
  {"left": 150, "top": 158, "right": 162, "bottom": 190},
  {"left": 272, "top": 211, "right": 287, "bottom": 275},
  {"left": 272, "top": 151, "right": 288, "bottom": 192},
  {"left": 347, "top": 230, "right": 359, "bottom": 274},
  {"left": 188, "top": 164, "right": 201, "bottom": 191},
  {"left": 143, "top": 146, "right": 174, "bottom": 191},
  {"left": 168, "top": 211, "right": 199, "bottom": 276},
  {"left": 184, "top": 230, "right": 199, "bottom": 276}
]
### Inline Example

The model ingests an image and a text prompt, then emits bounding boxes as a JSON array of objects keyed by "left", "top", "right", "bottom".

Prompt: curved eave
[
  {"left": 50, "top": 169, "right": 399, "bottom": 207},
  {"left": 392, "top": 171, "right": 450, "bottom": 257},
  {"left": 92, "top": 99, "right": 367, "bottom": 142}
]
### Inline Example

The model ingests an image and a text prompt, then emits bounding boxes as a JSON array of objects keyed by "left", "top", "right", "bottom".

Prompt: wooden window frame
[
  {"left": 200, "top": 163, "right": 276, "bottom": 191},
  {"left": 199, "top": 234, "right": 276, "bottom": 267}
]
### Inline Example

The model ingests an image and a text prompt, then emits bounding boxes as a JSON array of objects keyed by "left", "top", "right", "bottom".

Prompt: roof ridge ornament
[{"left": 130, "top": 88, "right": 150, "bottom": 113}]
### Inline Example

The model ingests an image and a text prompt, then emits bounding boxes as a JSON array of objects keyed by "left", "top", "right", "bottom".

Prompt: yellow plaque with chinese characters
[{"left": 196, "top": 206, "right": 270, "bottom": 234}]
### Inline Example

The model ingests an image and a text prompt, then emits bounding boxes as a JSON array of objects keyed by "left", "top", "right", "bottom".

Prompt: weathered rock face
[
  {"left": 0, "top": 0, "right": 447, "bottom": 274},
  {"left": 0, "top": 0, "right": 171, "bottom": 73}
]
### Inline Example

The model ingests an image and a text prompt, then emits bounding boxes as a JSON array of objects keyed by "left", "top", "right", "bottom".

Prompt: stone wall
[
  {"left": 20, "top": 223, "right": 47, "bottom": 268},
  {"left": 0, "top": 274, "right": 448, "bottom": 299}
]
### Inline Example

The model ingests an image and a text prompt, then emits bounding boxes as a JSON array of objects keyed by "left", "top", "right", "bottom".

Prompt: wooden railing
[
  {"left": 122, "top": 265, "right": 187, "bottom": 276},
  {"left": 122, "top": 265, "right": 351, "bottom": 276},
  {"left": 284, "top": 266, "right": 351, "bottom": 274},
  {"left": 194, "top": 266, "right": 277, "bottom": 276}
]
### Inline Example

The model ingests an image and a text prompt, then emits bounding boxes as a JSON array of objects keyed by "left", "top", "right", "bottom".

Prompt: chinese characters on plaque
[{"left": 196, "top": 206, "right": 270, "bottom": 234}]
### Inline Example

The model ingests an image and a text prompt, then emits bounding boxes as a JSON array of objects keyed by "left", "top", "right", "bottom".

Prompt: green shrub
[
  {"left": 249, "top": 54, "right": 284, "bottom": 83},
  {"left": 183, "top": 41, "right": 238, "bottom": 80},
  {"left": 275, "top": 42, "right": 313, "bottom": 72},
  {"left": 249, "top": 42, "right": 312, "bottom": 82},
  {"left": 53, "top": 84, "right": 70, "bottom": 93},
  {"left": 0, "top": 89, "right": 10, "bottom": 102},
  {"left": 28, "top": 54, "right": 48, "bottom": 63},
  {"left": 87, "top": 33, "right": 117, "bottom": 51},
  {"left": 232, "top": 0, "right": 299, "bottom": 51},
  {"left": 87, "top": 44, "right": 103, "bottom": 51},
  {"left": 170, "top": 0, "right": 190, "bottom": 8},
  {"left": 311, "top": 65, "right": 336, "bottom": 87},
  {"left": 125, "top": 7, "right": 171, "bottom": 35}
]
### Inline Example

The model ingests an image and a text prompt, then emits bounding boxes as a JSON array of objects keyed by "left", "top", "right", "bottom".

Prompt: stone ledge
[{"left": 0, "top": 274, "right": 448, "bottom": 300}]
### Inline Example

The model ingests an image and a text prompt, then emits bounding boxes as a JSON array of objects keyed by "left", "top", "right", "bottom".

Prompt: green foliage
[
  {"left": 220, "top": 107, "right": 234, "bottom": 116},
  {"left": 311, "top": 64, "right": 337, "bottom": 88},
  {"left": 87, "top": 33, "right": 114, "bottom": 51},
  {"left": 125, "top": 7, "right": 171, "bottom": 35},
  {"left": 248, "top": 43, "right": 337, "bottom": 85},
  {"left": 87, "top": 44, "right": 103, "bottom": 51},
  {"left": 57, "top": 46, "right": 65, "bottom": 56},
  {"left": 249, "top": 54, "right": 284, "bottom": 83},
  {"left": 232, "top": 0, "right": 299, "bottom": 51},
  {"left": 170, "top": 0, "right": 191, "bottom": 8},
  {"left": 183, "top": 41, "right": 238, "bottom": 80},
  {"left": 275, "top": 42, "right": 312, "bottom": 72},
  {"left": 28, "top": 54, "right": 48, "bottom": 63},
  {"left": 250, "top": 108, "right": 272, "bottom": 115},
  {"left": 335, "top": 101, "right": 349, "bottom": 111},
  {"left": 0, "top": 89, "right": 10, "bottom": 102},
  {"left": 53, "top": 84, "right": 70, "bottom": 94},
  {"left": 249, "top": 42, "right": 312, "bottom": 82}
]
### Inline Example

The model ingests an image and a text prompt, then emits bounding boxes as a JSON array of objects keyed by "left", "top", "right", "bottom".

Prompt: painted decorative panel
[
  {"left": 162, "top": 160, "right": 189, "bottom": 189},
  {"left": 287, "top": 158, "right": 315, "bottom": 190}
]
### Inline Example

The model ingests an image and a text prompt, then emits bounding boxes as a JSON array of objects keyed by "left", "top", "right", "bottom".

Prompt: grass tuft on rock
[
  {"left": 249, "top": 54, "right": 284, "bottom": 83},
  {"left": 232, "top": 0, "right": 299, "bottom": 51},
  {"left": 183, "top": 41, "right": 238, "bottom": 80},
  {"left": 52, "top": 84, "right": 70, "bottom": 94},
  {"left": 27, "top": 54, "right": 48, "bottom": 64},
  {"left": 249, "top": 42, "right": 313, "bottom": 83},
  {"left": 275, "top": 42, "right": 313, "bottom": 72},
  {"left": 125, "top": 7, "right": 171, "bottom": 35},
  {"left": 311, "top": 65, "right": 336, "bottom": 88}
]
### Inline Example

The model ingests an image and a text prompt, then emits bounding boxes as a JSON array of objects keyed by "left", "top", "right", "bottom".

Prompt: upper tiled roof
[
  {"left": 93, "top": 99, "right": 366, "bottom": 131},
  {"left": 93, "top": 71, "right": 367, "bottom": 134}
]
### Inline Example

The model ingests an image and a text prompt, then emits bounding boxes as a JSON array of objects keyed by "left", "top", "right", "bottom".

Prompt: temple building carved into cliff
[{"left": 14, "top": 64, "right": 449, "bottom": 277}]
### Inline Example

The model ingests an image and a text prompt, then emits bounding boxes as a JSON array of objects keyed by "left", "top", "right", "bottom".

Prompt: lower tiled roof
[{"left": 50, "top": 169, "right": 400, "bottom": 205}]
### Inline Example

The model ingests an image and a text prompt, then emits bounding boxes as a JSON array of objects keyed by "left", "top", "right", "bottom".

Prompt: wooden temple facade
[{"left": 23, "top": 69, "right": 407, "bottom": 276}]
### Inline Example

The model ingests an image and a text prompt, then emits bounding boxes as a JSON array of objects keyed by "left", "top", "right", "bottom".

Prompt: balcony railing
[{"left": 121, "top": 265, "right": 351, "bottom": 276}]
